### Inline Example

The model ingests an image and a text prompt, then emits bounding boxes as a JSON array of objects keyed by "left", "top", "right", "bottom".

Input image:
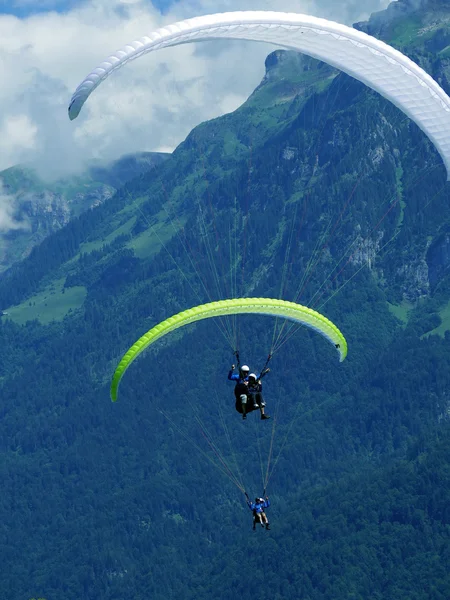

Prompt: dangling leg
[
  {"left": 240, "top": 394, "right": 248, "bottom": 420},
  {"left": 249, "top": 391, "right": 258, "bottom": 410},
  {"left": 257, "top": 393, "right": 270, "bottom": 420}
]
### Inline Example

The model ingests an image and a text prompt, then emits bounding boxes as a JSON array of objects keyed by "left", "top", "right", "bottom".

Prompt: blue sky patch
[{"left": 0, "top": 0, "right": 174, "bottom": 18}]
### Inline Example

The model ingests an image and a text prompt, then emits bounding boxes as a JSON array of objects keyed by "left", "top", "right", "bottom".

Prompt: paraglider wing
[
  {"left": 69, "top": 10, "right": 450, "bottom": 177},
  {"left": 110, "top": 297, "right": 347, "bottom": 401}
]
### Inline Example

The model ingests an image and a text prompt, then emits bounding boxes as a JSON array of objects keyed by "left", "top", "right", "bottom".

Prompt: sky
[{"left": 0, "top": 0, "right": 392, "bottom": 188}]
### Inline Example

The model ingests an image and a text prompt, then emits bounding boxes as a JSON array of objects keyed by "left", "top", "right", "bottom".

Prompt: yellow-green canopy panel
[{"left": 111, "top": 297, "right": 347, "bottom": 401}]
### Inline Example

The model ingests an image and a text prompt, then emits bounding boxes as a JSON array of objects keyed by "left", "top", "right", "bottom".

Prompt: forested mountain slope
[
  {"left": 0, "top": 1, "right": 449, "bottom": 598},
  {"left": 0, "top": 152, "right": 168, "bottom": 275}
]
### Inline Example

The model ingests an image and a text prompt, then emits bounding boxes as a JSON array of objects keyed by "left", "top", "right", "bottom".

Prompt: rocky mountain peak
[{"left": 355, "top": 0, "right": 450, "bottom": 37}]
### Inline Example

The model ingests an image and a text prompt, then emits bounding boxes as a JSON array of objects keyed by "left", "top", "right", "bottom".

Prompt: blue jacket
[
  {"left": 228, "top": 370, "right": 261, "bottom": 384},
  {"left": 228, "top": 370, "right": 248, "bottom": 385},
  {"left": 247, "top": 498, "right": 270, "bottom": 513}
]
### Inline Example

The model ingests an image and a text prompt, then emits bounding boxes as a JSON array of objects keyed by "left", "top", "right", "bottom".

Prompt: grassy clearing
[
  {"left": 127, "top": 211, "right": 187, "bottom": 259},
  {"left": 391, "top": 17, "right": 422, "bottom": 47},
  {"left": 387, "top": 301, "right": 412, "bottom": 326},
  {"left": 4, "top": 278, "right": 86, "bottom": 325},
  {"left": 223, "top": 131, "right": 247, "bottom": 157},
  {"left": 79, "top": 216, "right": 138, "bottom": 255},
  {"left": 423, "top": 300, "right": 450, "bottom": 338}
]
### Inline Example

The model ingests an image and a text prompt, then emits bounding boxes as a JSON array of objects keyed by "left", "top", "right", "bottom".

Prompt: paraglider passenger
[
  {"left": 228, "top": 364, "right": 250, "bottom": 419},
  {"left": 247, "top": 496, "right": 270, "bottom": 530},
  {"left": 247, "top": 373, "right": 270, "bottom": 420}
]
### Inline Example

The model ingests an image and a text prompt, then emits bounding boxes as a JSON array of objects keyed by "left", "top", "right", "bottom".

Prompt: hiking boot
[
  {"left": 242, "top": 413, "right": 247, "bottom": 420},
  {"left": 265, "top": 524, "right": 270, "bottom": 530},
  {"left": 261, "top": 414, "right": 270, "bottom": 420}
]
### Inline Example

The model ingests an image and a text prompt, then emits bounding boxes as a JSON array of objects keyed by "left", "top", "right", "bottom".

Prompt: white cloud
[
  {"left": 0, "top": 0, "right": 391, "bottom": 187},
  {"left": 0, "top": 179, "right": 28, "bottom": 233},
  {"left": 0, "top": 114, "right": 37, "bottom": 158}
]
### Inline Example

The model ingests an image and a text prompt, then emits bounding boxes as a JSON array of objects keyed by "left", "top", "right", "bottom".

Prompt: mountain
[
  {"left": 0, "top": 152, "right": 169, "bottom": 274},
  {"left": 0, "top": 1, "right": 449, "bottom": 598}
]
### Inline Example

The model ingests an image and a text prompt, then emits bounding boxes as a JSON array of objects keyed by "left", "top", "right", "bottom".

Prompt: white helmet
[
  {"left": 240, "top": 365, "right": 250, "bottom": 372},
  {"left": 248, "top": 373, "right": 257, "bottom": 380}
]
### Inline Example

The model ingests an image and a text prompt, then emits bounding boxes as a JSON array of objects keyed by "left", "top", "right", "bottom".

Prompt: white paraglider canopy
[{"left": 68, "top": 11, "right": 450, "bottom": 178}]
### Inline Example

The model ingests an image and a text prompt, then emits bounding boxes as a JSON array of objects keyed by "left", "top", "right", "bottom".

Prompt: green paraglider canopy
[{"left": 110, "top": 297, "right": 347, "bottom": 401}]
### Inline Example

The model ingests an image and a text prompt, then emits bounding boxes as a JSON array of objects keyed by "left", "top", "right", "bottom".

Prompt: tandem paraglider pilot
[{"left": 228, "top": 364, "right": 270, "bottom": 420}]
